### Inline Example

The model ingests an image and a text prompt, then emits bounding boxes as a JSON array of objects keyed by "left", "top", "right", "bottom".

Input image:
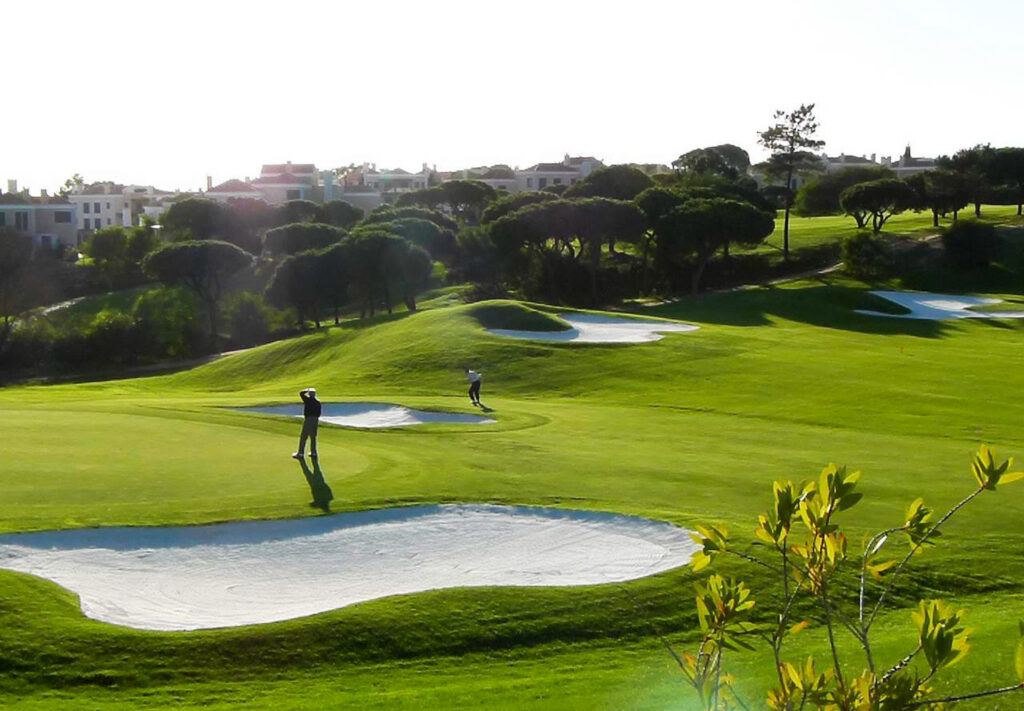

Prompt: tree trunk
[
  {"left": 783, "top": 162, "right": 794, "bottom": 261},
  {"left": 932, "top": 209, "right": 939, "bottom": 228},
  {"left": 953, "top": 208, "right": 959, "bottom": 221},
  {"left": 205, "top": 297, "right": 218, "bottom": 349},
  {"left": 640, "top": 235, "right": 651, "bottom": 295},
  {"left": 691, "top": 254, "right": 710, "bottom": 295},
  {"left": 974, "top": 201, "right": 982, "bottom": 218}
]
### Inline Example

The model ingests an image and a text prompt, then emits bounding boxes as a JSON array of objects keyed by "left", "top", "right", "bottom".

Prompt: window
[
  {"left": 94, "top": 202, "right": 101, "bottom": 212},
  {"left": 106, "top": 202, "right": 111, "bottom": 209},
  {"left": 95, "top": 218, "right": 103, "bottom": 229},
  {"left": 526, "top": 178, "right": 533, "bottom": 187},
  {"left": 84, "top": 202, "right": 91, "bottom": 213},
  {"left": 553, "top": 178, "right": 562, "bottom": 185},
  {"left": 15, "top": 211, "right": 29, "bottom": 231},
  {"left": 0, "top": 212, "right": 5, "bottom": 227},
  {"left": 538, "top": 178, "right": 548, "bottom": 189},
  {"left": 54, "top": 211, "right": 72, "bottom": 223},
  {"left": 286, "top": 189, "right": 300, "bottom": 200}
]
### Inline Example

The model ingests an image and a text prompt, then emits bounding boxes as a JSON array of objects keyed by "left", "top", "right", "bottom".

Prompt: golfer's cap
[{"left": 307, "top": 387, "right": 317, "bottom": 394}]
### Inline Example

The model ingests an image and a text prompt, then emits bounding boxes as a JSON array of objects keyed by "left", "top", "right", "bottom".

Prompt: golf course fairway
[{"left": 2, "top": 278, "right": 1024, "bottom": 709}]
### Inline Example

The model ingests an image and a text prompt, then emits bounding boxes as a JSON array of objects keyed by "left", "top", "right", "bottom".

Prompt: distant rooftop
[
  {"left": 209, "top": 179, "right": 260, "bottom": 193},
  {"left": 261, "top": 163, "right": 316, "bottom": 175}
]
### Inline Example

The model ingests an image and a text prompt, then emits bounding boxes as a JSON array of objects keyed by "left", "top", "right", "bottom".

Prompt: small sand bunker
[
  {"left": 487, "top": 313, "right": 698, "bottom": 343},
  {"left": 856, "top": 291, "right": 1024, "bottom": 320},
  {"left": 0, "top": 505, "right": 696, "bottom": 631},
  {"left": 236, "top": 402, "right": 495, "bottom": 428}
]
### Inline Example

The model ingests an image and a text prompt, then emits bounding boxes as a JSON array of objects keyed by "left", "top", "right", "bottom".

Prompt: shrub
[
  {"left": 941, "top": 220, "right": 1000, "bottom": 269},
  {"left": 841, "top": 232, "right": 891, "bottom": 279},
  {"left": 132, "top": 287, "right": 204, "bottom": 359},
  {"left": 223, "top": 291, "right": 272, "bottom": 347},
  {"left": 680, "top": 445, "right": 1024, "bottom": 710}
]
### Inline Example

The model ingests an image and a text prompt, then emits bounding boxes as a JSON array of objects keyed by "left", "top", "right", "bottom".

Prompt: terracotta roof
[
  {"left": 261, "top": 163, "right": 316, "bottom": 175},
  {"left": 209, "top": 179, "right": 260, "bottom": 193},
  {"left": 251, "top": 173, "right": 307, "bottom": 185}
]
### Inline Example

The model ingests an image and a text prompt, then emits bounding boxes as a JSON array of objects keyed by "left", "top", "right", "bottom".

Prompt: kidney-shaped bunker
[{"left": 0, "top": 505, "right": 697, "bottom": 630}]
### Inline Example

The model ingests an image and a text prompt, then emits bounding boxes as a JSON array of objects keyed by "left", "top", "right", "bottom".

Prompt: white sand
[
  {"left": 0, "top": 505, "right": 696, "bottom": 631},
  {"left": 236, "top": 402, "right": 495, "bottom": 428},
  {"left": 856, "top": 291, "right": 1024, "bottom": 320},
  {"left": 487, "top": 313, "right": 699, "bottom": 343}
]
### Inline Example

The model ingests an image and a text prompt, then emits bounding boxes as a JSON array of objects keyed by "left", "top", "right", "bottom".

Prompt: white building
[
  {"left": 0, "top": 188, "right": 78, "bottom": 249},
  {"left": 66, "top": 182, "right": 178, "bottom": 237},
  {"left": 880, "top": 146, "right": 936, "bottom": 177},
  {"left": 67, "top": 183, "right": 130, "bottom": 233},
  {"left": 515, "top": 155, "right": 604, "bottom": 192}
]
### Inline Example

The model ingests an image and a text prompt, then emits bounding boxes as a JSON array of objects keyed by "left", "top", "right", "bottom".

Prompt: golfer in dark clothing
[
  {"left": 292, "top": 387, "right": 321, "bottom": 459},
  {"left": 465, "top": 369, "right": 482, "bottom": 407}
]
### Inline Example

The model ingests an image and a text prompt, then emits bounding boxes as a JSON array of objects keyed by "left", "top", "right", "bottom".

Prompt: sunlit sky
[{"left": 5, "top": 0, "right": 1022, "bottom": 194}]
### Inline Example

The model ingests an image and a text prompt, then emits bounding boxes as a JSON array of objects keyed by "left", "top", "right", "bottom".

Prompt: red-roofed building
[{"left": 206, "top": 179, "right": 262, "bottom": 201}]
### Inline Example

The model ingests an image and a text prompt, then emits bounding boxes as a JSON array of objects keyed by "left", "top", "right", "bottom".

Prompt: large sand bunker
[
  {"left": 857, "top": 291, "right": 1024, "bottom": 320},
  {"left": 0, "top": 505, "right": 696, "bottom": 631},
  {"left": 236, "top": 402, "right": 495, "bottom": 428},
  {"left": 487, "top": 313, "right": 698, "bottom": 343}
]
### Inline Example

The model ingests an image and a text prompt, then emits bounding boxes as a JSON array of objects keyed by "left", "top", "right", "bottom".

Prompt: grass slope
[{"left": 3, "top": 239, "right": 1024, "bottom": 707}]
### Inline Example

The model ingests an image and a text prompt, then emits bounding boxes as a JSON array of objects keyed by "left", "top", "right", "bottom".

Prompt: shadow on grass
[
  {"left": 635, "top": 282, "right": 949, "bottom": 338},
  {"left": 297, "top": 458, "right": 334, "bottom": 512}
]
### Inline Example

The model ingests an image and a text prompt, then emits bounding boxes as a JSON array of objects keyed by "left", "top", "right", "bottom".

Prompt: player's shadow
[{"left": 296, "top": 458, "right": 334, "bottom": 512}]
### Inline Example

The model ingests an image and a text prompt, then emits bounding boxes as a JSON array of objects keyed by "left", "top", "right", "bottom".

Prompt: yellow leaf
[
  {"left": 788, "top": 620, "right": 810, "bottom": 636},
  {"left": 1015, "top": 629, "right": 1024, "bottom": 682},
  {"left": 1000, "top": 472, "right": 1024, "bottom": 486}
]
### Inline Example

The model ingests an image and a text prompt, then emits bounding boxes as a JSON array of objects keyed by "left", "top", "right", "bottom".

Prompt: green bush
[
  {"left": 223, "top": 291, "right": 272, "bottom": 347},
  {"left": 941, "top": 220, "right": 1000, "bottom": 269},
  {"left": 132, "top": 287, "right": 204, "bottom": 359},
  {"left": 841, "top": 232, "right": 891, "bottom": 279}
]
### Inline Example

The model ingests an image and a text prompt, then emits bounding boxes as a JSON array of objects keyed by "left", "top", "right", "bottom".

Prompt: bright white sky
[{"left": 5, "top": 0, "right": 1022, "bottom": 193}]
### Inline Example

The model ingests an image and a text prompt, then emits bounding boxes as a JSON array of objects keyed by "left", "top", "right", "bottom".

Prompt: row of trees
[
  {"left": 792, "top": 146, "right": 1024, "bottom": 232},
  {"left": 157, "top": 196, "right": 365, "bottom": 254},
  {"left": 473, "top": 163, "right": 776, "bottom": 300}
]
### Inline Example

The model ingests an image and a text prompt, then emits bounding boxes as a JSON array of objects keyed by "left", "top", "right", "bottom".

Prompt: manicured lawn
[
  {"left": 3, "top": 229, "right": 1024, "bottom": 708},
  {"left": 743, "top": 204, "right": 1023, "bottom": 264}
]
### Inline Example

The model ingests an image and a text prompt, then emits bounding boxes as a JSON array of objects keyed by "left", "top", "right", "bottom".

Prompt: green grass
[
  {"left": 741, "top": 204, "right": 1024, "bottom": 266},
  {"left": 4, "top": 223, "right": 1024, "bottom": 707}
]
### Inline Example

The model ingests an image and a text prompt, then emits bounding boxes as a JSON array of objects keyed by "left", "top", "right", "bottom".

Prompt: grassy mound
[{"left": 468, "top": 301, "right": 571, "bottom": 332}]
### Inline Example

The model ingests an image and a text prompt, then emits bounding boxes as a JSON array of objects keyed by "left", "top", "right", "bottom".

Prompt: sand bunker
[
  {"left": 857, "top": 291, "right": 1024, "bottom": 320},
  {"left": 236, "top": 402, "right": 495, "bottom": 428},
  {"left": 487, "top": 313, "right": 698, "bottom": 343},
  {"left": 0, "top": 505, "right": 696, "bottom": 631}
]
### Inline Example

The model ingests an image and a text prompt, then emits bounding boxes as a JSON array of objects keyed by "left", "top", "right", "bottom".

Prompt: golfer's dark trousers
[{"left": 469, "top": 381, "right": 481, "bottom": 403}]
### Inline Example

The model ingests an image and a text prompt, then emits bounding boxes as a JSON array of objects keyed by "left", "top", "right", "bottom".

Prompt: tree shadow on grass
[
  {"left": 634, "top": 282, "right": 949, "bottom": 338},
  {"left": 297, "top": 458, "right": 334, "bottom": 512}
]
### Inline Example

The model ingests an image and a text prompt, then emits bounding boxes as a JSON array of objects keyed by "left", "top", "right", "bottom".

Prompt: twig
[
  {"left": 905, "top": 682, "right": 1024, "bottom": 708},
  {"left": 867, "top": 488, "right": 983, "bottom": 631}
]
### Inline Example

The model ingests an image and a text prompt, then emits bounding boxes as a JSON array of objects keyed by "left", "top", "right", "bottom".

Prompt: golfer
[
  {"left": 465, "top": 368, "right": 482, "bottom": 407},
  {"left": 292, "top": 387, "right": 321, "bottom": 459}
]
